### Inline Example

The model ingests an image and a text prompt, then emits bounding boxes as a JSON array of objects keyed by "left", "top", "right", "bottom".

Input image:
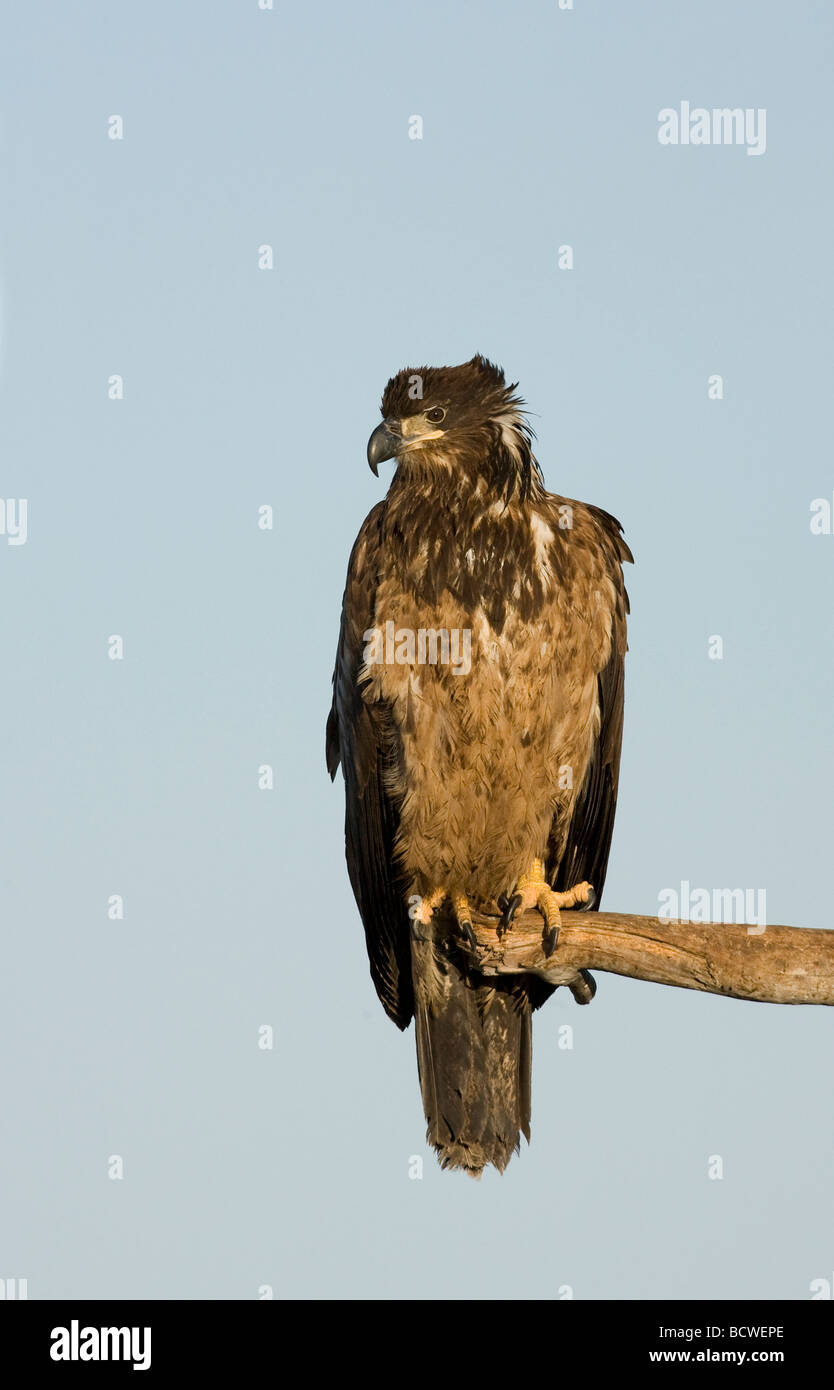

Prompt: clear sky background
[{"left": 1, "top": 0, "right": 832, "bottom": 1300}]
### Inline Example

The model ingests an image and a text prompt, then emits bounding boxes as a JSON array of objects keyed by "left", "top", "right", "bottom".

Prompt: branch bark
[{"left": 454, "top": 908, "right": 834, "bottom": 1006}]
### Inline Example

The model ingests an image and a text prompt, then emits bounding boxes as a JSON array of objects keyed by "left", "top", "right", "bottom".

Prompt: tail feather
[{"left": 412, "top": 931, "right": 535, "bottom": 1176}]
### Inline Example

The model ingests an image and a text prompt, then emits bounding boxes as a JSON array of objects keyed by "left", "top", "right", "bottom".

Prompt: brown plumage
[{"left": 327, "top": 355, "right": 632, "bottom": 1175}]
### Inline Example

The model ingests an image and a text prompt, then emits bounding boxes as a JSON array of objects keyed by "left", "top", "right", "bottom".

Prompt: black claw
[
  {"left": 543, "top": 924, "right": 559, "bottom": 958},
  {"left": 575, "top": 885, "right": 597, "bottom": 912},
  {"left": 460, "top": 918, "right": 478, "bottom": 950},
  {"left": 498, "top": 891, "right": 523, "bottom": 933},
  {"left": 568, "top": 968, "right": 597, "bottom": 1005}
]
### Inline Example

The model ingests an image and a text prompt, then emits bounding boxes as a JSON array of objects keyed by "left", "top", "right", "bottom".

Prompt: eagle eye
[{"left": 425, "top": 407, "right": 446, "bottom": 424}]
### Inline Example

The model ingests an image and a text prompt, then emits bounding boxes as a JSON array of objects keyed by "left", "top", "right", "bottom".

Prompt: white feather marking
[
  {"left": 530, "top": 512, "right": 555, "bottom": 581},
  {"left": 492, "top": 411, "right": 523, "bottom": 465}
]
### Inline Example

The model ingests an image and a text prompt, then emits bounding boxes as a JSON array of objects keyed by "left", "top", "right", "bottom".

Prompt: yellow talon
[
  {"left": 510, "top": 860, "right": 594, "bottom": 956},
  {"left": 413, "top": 887, "right": 478, "bottom": 949}
]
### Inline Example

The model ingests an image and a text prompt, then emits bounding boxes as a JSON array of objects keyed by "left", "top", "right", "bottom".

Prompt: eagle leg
[
  {"left": 451, "top": 893, "right": 478, "bottom": 950},
  {"left": 414, "top": 888, "right": 478, "bottom": 950},
  {"left": 513, "top": 860, "right": 595, "bottom": 959}
]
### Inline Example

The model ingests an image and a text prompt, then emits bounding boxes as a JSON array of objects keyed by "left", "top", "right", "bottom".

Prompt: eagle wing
[
  {"left": 548, "top": 504, "right": 632, "bottom": 904},
  {"left": 326, "top": 503, "right": 414, "bottom": 1029}
]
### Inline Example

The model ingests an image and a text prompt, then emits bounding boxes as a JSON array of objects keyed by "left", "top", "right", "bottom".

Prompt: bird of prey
[{"left": 327, "top": 355, "right": 631, "bottom": 1175}]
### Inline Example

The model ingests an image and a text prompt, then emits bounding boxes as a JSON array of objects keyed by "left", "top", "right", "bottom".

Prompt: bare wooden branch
[{"left": 450, "top": 908, "right": 834, "bottom": 1006}]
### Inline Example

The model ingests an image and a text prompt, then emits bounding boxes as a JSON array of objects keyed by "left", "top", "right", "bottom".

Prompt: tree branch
[{"left": 451, "top": 908, "right": 834, "bottom": 1006}]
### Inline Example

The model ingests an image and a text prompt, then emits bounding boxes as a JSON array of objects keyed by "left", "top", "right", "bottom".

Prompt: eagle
[{"left": 327, "top": 355, "right": 632, "bottom": 1175}]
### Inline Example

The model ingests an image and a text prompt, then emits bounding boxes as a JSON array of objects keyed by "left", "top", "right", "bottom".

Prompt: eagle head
[{"left": 368, "top": 354, "right": 543, "bottom": 503}]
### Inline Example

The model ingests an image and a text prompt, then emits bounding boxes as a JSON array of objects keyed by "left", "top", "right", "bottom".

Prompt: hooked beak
[{"left": 367, "top": 421, "right": 402, "bottom": 476}]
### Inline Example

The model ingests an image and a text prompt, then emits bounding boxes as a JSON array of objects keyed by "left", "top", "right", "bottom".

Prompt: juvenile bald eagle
[{"left": 327, "top": 355, "right": 631, "bottom": 1175}]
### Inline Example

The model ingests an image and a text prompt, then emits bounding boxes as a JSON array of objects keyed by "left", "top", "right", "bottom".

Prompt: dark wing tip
[{"left": 325, "top": 706, "right": 341, "bottom": 780}]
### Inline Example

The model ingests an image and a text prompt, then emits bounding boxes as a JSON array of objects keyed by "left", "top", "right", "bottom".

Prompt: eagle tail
[{"left": 412, "top": 934, "right": 534, "bottom": 1176}]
